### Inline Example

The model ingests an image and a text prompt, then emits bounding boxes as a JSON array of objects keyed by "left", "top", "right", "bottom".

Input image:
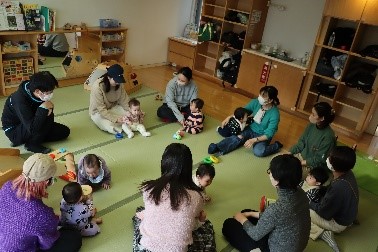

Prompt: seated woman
[
  {"left": 310, "top": 146, "right": 358, "bottom": 252},
  {"left": 289, "top": 102, "right": 336, "bottom": 170},
  {"left": 208, "top": 86, "right": 282, "bottom": 157},
  {"left": 132, "top": 143, "right": 215, "bottom": 252},
  {"left": 38, "top": 33, "right": 69, "bottom": 57},
  {"left": 156, "top": 67, "right": 198, "bottom": 125},
  {"left": 0, "top": 153, "right": 82, "bottom": 251},
  {"left": 89, "top": 64, "right": 130, "bottom": 134},
  {"left": 222, "top": 154, "right": 311, "bottom": 252}
]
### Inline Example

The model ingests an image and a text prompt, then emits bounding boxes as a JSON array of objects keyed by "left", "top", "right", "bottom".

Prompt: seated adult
[
  {"left": 208, "top": 86, "right": 282, "bottom": 157},
  {"left": 1, "top": 71, "right": 70, "bottom": 153},
  {"left": 156, "top": 67, "right": 198, "bottom": 125},
  {"left": 222, "top": 154, "right": 311, "bottom": 252},
  {"left": 289, "top": 102, "right": 336, "bottom": 170},
  {"left": 89, "top": 64, "right": 129, "bottom": 134},
  {"left": 310, "top": 146, "right": 358, "bottom": 252},
  {"left": 38, "top": 33, "right": 69, "bottom": 58},
  {"left": 132, "top": 143, "right": 215, "bottom": 252},
  {"left": 0, "top": 153, "right": 82, "bottom": 252}
]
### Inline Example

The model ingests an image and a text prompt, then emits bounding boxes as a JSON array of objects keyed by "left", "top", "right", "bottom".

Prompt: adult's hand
[
  {"left": 221, "top": 116, "right": 232, "bottom": 127},
  {"left": 244, "top": 138, "right": 257, "bottom": 149},
  {"left": 234, "top": 212, "right": 248, "bottom": 224},
  {"left": 41, "top": 101, "right": 54, "bottom": 109}
]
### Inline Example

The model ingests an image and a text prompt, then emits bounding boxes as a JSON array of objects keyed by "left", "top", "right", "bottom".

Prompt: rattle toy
[
  {"left": 115, "top": 132, "right": 123, "bottom": 139},
  {"left": 173, "top": 130, "right": 184, "bottom": 140},
  {"left": 202, "top": 155, "right": 219, "bottom": 164}
]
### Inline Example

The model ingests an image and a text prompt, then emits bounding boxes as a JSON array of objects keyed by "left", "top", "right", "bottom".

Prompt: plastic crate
[{"left": 99, "top": 19, "right": 119, "bottom": 28}]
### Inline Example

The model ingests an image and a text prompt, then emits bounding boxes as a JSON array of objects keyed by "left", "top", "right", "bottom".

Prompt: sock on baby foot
[
  {"left": 127, "top": 132, "right": 134, "bottom": 138},
  {"left": 142, "top": 132, "right": 151, "bottom": 137},
  {"left": 320, "top": 230, "right": 340, "bottom": 252}
]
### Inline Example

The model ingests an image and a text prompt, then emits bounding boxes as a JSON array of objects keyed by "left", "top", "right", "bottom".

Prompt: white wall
[
  {"left": 261, "top": 0, "right": 326, "bottom": 59},
  {"left": 22, "top": 0, "right": 192, "bottom": 66}
]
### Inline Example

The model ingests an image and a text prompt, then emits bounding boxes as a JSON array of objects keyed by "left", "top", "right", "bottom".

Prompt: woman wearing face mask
[
  {"left": 157, "top": 67, "right": 198, "bottom": 125},
  {"left": 0, "top": 153, "right": 82, "bottom": 252},
  {"left": 89, "top": 64, "right": 130, "bottom": 134},
  {"left": 208, "top": 86, "right": 282, "bottom": 157},
  {"left": 289, "top": 102, "right": 336, "bottom": 171},
  {"left": 1, "top": 71, "right": 70, "bottom": 154},
  {"left": 309, "top": 146, "right": 358, "bottom": 252},
  {"left": 222, "top": 154, "right": 311, "bottom": 252}
]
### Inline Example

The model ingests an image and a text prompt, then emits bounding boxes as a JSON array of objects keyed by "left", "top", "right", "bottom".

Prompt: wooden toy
[
  {"left": 0, "top": 148, "right": 24, "bottom": 187},
  {"left": 48, "top": 148, "right": 69, "bottom": 161},
  {"left": 58, "top": 152, "right": 77, "bottom": 182}
]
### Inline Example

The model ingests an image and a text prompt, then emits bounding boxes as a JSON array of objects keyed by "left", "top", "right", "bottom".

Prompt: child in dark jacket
[{"left": 217, "top": 107, "right": 249, "bottom": 137}]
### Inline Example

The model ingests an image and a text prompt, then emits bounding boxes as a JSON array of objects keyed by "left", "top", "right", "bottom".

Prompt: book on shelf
[
  {"left": 40, "top": 6, "right": 55, "bottom": 32},
  {"left": 21, "top": 3, "right": 41, "bottom": 31},
  {"left": 0, "top": 0, "right": 25, "bottom": 31}
]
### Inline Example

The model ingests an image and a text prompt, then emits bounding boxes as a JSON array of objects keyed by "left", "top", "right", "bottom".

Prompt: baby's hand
[
  {"left": 198, "top": 210, "right": 207, "bottom": 222},
  {"left": 102, "top": 183, "right": 110, "bottom": 190},
  {"left": 136, "top": 211, "right": 144, "bottom": 220}
]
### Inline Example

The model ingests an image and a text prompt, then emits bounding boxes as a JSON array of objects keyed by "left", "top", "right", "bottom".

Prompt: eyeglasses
[{"left": 266, "top": 169, "right": 271, "bottom": 174}]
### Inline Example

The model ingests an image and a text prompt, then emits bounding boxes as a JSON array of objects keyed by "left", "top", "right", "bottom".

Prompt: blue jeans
[{"left": 215, "top": 127, "right": 279, "bottom": 157}]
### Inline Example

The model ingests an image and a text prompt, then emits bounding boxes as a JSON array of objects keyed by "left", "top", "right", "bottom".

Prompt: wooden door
[
  {"left": 267, "top": 61, "right": 306, "bottom": 110},
  {"left": 236, "top": 52, "right": 269, "bottom": 97},
  {"left": 323, "top": 0, "right": 366, "bottom": 21}
]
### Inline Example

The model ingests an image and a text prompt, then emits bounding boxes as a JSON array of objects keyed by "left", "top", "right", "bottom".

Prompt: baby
[
  {"left": 122, "top": 98, "right": 151, "bottom": 138},
  {"left": 299, "top": 167, "right": 329, "bottom": 203},
  {"left": 77, "top": 154, "right": 111, "bottom": 190},
  {"left": 60, "top": 182, "right": 102, "bottom": 236},
  {"left": 182, "top": 98, "right": 204, "bottom": 134},
  {"left": 217, "top": 107, "right": 249, "bottom": 137},
  {"left": 192, "top": 163, "right": 216, "bottom": 202}
]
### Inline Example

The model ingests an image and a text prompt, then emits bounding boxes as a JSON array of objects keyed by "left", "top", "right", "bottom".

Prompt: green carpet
[
  {"left": 1, "top": 85, "right": 377, "bottom": 252},
  {"left": 353, "top": 153, "right": 378, "bottom": 196}
]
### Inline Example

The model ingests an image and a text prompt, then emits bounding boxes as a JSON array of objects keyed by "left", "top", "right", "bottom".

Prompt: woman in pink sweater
[{"left": 132, "top": 143, "right": 216, "bottom": 252}]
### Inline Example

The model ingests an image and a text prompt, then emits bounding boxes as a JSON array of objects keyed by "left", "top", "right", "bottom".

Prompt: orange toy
[{"left": 58, "top": 153, "right": 77, "bottom": 182}]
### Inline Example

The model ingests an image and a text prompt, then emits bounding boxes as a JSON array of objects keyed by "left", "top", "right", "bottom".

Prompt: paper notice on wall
[
  {"left": 0, "top": 6, "right": 8, "bottom": 30},
  {"left": 250, "top": 10, "right": 262, "bottom": 23},
  {"left": 260, "top": 63, "right": 270, "bottom": 83}
]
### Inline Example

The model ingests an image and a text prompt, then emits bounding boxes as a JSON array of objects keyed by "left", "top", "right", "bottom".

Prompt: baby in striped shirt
[{"left": 182, "top": 98, "right": 204, "bottom": 134}]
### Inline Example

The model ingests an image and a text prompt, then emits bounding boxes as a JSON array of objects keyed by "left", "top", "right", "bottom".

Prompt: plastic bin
[{"left": 99, "top": 19, "right": 119, "bottom": 28}]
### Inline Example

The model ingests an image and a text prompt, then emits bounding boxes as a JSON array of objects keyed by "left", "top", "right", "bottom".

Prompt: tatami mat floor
[{"left": 0, "top": 85, "right": 377, "bottom": 252}]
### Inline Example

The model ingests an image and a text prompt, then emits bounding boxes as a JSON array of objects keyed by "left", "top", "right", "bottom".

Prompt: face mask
[
  {"left": 258, "top": 95, "right": 268, "bottom": 105},
  {"left": 39, "top": 92, "right": 53, "bottom": 101},
  {"left": 326, "top": 157, "right": 335, "bottom": 171},
  {"left": 88, "top": 167, "right": 105, "bottom": 184},
  {"left": 309, "top": 115, "right": 318, "bottom": 124},
  {"left": 177, "top": 80, "right": 186, "bottom": 86}
]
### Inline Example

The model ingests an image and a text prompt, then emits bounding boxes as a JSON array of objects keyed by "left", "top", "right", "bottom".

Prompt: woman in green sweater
[{"left": 289, "top": 102, "right": 336, "bottom": 170}]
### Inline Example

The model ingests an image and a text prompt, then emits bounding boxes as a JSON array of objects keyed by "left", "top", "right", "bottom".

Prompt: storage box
[
  {"left": 99, "top": 19, "right": 119, "bottom": 28},
  {"left": 3, "top": 57, "right": 34, "bottom": 86}
]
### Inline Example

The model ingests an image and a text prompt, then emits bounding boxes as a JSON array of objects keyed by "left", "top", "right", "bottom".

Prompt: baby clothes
[
  {"left": 60, "top": 198, "right": 100, "bottom": 236},
  {"left": 299, "top": 180, "right": 322, "bottom": 203},
  {"left": 217, "top": 116, "right": 246, "bottom": 137},
  {"left": 122, "top": 110, "right": 150, "bottom": 138},
  {"left": 183, "top": 112, "right": 204, "bottom": 134}
]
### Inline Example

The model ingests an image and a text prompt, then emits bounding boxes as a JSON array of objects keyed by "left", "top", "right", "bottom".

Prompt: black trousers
[
  {"left": 222, "top": 210, "right": 269, "bottom": 252},
  {"left": 38, "top": 44, "right": 68, "bottom": 57},
  {"left": 5, "top": 114, "right": 70, "bottom": 146},
  {"left": 41, "top": 228, "right": 82, "bottom": 252},
  {"left": 156, "top": 103, "right": 190, "bottom": 122}
]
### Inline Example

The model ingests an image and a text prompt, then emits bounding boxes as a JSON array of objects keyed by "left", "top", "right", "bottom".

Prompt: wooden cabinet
[
  {"left": 298, "top": 0, "right": 378, "bottom": 138},
  {"left": 194, "top": 0, "right": 269, "bottom": 85},
  {"left": 323, "top": 0, "right": 365, "bottom": 21},
  {"left": 0, "top": 31, "right": 38, "bottom": 96},
  {"left": 236, "top": 51, "right": 306, "bottom": 110},
  {"left": 167, "top": 37, "right": 196, "bottom": 69},
  {"left": 99, "top": 28, "right": 127, "bottom": 63},
  {"left": 236, "top": 52, "right": 267, "bottom": 95}
]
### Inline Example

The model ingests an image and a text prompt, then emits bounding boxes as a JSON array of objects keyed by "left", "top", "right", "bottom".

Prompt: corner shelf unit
[
  {"left": 298, "top": 0, "right": 378, "bottom": 137},
  {"left": 194, "top": 0, "right": 269, "bottom": 84}
]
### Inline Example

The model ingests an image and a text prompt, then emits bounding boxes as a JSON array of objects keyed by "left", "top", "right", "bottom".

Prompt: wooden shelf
[
  {"left": 308, "top": 71, "right": 340, "bottom": 83},
  {"left": 194, "top": 66, "right": 215, "bottom": 77},
  {"left": 205, "top": 3, "right": 226, "bottom": 8},
  {"left": 2, "top": 49, "right": 37, "bottom": 54},
  {"left": 308, "top": 90, "right": 334, "bottom": 101},
  {"left": 102, "top": 40, "right": 124, "bottom": 43},
  {"left": 101, "top": 52, "right": 124, "bottom": 56},
  {"left": 202, "top": 14, "right": 224, "bottom": 22},
  {"left": 224, "top": 20, "right": 248, "bottom": 27},
  {"left": 197, "top": 52, "right": 217, "bottom": 60},
  {"left": 333, "top": 115, "right": 358, "bottom": 130},
  {"left": 336, "top": 97, "right": 365, "bottom": 110},
  {"left": 227, "top": 8, "right": 250, "bottom": 15}
]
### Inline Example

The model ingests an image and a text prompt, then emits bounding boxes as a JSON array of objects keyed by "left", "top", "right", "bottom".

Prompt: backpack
[{"left": 219, "top": 52, "right": 242, "bottom": 86}]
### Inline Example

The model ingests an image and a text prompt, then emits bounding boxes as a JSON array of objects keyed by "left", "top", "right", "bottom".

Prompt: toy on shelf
[
  {"left": 173, "top": 130, "right": 185, "bottom": 140},
  {"left": 202, "top": 155, "right": 220, "bottom": 164}
]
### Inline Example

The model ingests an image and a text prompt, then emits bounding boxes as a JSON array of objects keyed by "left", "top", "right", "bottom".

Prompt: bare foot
[{"left": 93, "top": 217, "right": 103, "bottom": 224}]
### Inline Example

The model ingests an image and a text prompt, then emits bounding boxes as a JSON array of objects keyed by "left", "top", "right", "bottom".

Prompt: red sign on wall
[{"left": 260, "top": 63, "right": 270, "bottom": 83}]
